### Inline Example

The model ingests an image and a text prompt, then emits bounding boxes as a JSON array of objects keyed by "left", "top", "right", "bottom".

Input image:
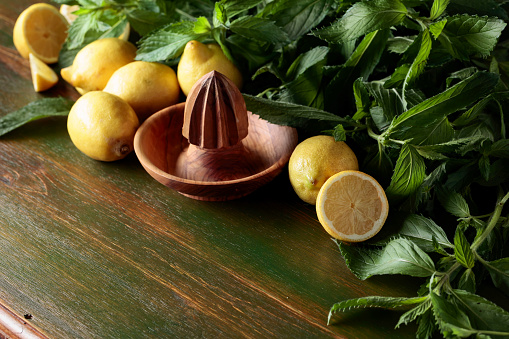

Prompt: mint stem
[{"left": 471, "top": 191, "right": 509, "bottom": 251}]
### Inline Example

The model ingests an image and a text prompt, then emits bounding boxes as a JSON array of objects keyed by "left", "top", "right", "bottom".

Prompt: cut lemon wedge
[
  {"left": 316, "top": 170, "right": 389, "bottom": 242},
  {"left": 13, "top": 3, "right": 69, "bottom": 64},
  {"left": 29, "top": 53, "right": 58, "bottom": 92},
  {"left": 59, "top": 4, "right": 80, "bottom": 24}
]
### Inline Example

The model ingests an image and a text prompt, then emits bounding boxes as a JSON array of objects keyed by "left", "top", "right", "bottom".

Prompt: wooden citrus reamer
[{"left": 175, "top": 70, "right": 265, "bottom": 182}]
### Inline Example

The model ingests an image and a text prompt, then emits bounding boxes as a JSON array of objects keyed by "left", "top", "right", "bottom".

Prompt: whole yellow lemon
[
  {"left": 67, "top": 91, "right": 139, "bottom": 161},
  {"left": 61, "top": 37, "right": 137, "bottom": 94},
  {"left": 177, "top": 40, "right": 243, "bottom": 96},
  {"left": 103, "top": 61, "right": 181, "bottom": 121},
  {"left": 288, "top": 135, "right": 359, "bottom": 205}
]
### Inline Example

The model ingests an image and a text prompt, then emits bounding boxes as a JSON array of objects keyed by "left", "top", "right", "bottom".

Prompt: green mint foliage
[
  {"left": 457, "top": 268, "right": 475, "bottom": 293},
  {"left": 437, "top": 189, "right": 470, "bottom": 218},
  {"left": 454, "top": 229, "right": 475, "bottom": 269},
  {"left": 372, "top": 213, "right": 452, "bottom": 252},
  {"left": 482, "top": 258, "right": 509, "bottom": 293},
  {"left": 430, "top": 291, "right": 479, "bottom": 337},
  {"left": 218, "top": 0, "right": 264, "bottom": 19},
  {"left": 259, "top": 0, "right": 334, "bottom": 41},
  {"left": 439, "top": 15, "right": 507, "bottom": 60},
  {"left": 386, "top": 144, "right": 426, "bottom": 203},
  {"left": 0, "top": 98, "right": 74, "bottom": 137},
  {"left": 383, "top": 71, "right": 500, "bottom": 141},
  {"left": 311, "top": 0, "right": 408, "bottom": 43},
  {"left": 325, "top": 29, "right": 390, "bottom": 112},
  {"left": 136, "top": 21, "right": 209, "bottom": 61},
  {"left": 448, "top": 0, "right": 509, "bottom": 20},
  {"left": 429, "top": 0, "right": 450, "bottom": 20},
  {"left": 243, "top": 94, "right": 355, "bottom": 128},
  {"left": 452, "top": 290, "right": 509, "bottom": 334},
  {"left": 328, "top": 295, "right": 427, "bottom": 325},
  {"left": 228, "top": 16, "right": 288, "bottom": 45},
  {"left": 337, "top": 238, "right": 436, "bottom": 280}
]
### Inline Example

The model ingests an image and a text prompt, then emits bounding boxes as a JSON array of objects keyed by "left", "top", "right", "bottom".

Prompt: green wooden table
[{"left": 0, "top": 1, "right": 424, "bottom": 338}]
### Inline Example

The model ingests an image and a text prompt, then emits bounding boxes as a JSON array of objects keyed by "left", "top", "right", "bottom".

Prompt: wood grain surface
[{"left": 0, "top": 1, "right": 427, "bottom": 338}]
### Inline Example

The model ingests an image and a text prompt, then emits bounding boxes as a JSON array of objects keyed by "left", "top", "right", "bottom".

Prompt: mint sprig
[{"left": 0, "top": 98, "right": 74, "bottom": 137}]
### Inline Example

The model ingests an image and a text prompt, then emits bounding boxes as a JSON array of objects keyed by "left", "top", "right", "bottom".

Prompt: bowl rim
[{"left": 134, "top": 103, "right": 298, "bottom": 186}]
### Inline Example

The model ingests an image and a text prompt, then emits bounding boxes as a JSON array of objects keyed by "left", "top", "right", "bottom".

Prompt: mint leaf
[
  {"left": 489, "top": 139, "right": 509, "bottom": 158},
  {"left": 229, "top": 16, "right": 288, "bottom": 44},
  {"left": 452, "top": 93, "right": 493, "bottom": 126},
  {"left": 430, "top": 19, "right": 447, "bottom": 39},
  {"left": 430, "top": 0, "right": 450, "bottom": 20},
  {"left": 332, "top": 124, "right": 346, "bottom": 142},
  {"left": 396, "top": 298, "right": 431, "bottom": 328},
  {"left": 431, "top": 292, "right": 477, "bottom": 337},
  {"left": 277, "top": 47, "right": 328, "bottom": 108},
  {"left": 325, "top": 29, "right": 390, "bottom": 112},
  {"left": 277, "top": 62, "right": 325, "bottom": 109},
  {"left": 373, "top": 214, "right": 452, "bottom": 252},
  {"left": 329, "top": 295, "right": 426, "bottom": 324},
  {"left": 386, "top": 144, "right": 426, "bottom": 202},
  {"left": 337, "top": 238, "right": 436, "bottom": 280},
  {"left": 403, "top": 29, "right": 432, "bottom": 92},
  {"left": 219, "top": 0, "right": 265, "bottom": 18},
  {"left": 286, "top": 46, "right": 329, "bottom": 81},
  {"left": 66, "top": 12, "right": 101, "bottom": 49},
  {"left": 454, "top": 229, "right": 475, "bottom": 269},
  {"left": 193, "top": 16, "right": 211, "bottom": 34},
  {"left": 482, "top": 257, "right": 509, "bottom": 294},
  {"left": 448, "top": 0, "right": 508, "bottom": 20},
  {"left": 410, "top": 117, "right": 455, "bottom": 146},
  {"left": 478, "top": 155, "right": 491, "bottom": 181},
  {"left": 452, "top": 289, "right": 509, "bottom": 333},
  {"left": 261, "top": 0, "right": 334, "bottom": 40},
  {"left": 384, "top": 63, "right": 410, "bottom": 89},
  {"left": 243, "top": 94, "right": 352, "bottom": 128},
  {"left": 457, "top": 268, "right": 476, "bottom": 293},
  {"left": 387, "top": 36, "right": 414, "bottom": 54},
  {"left": 415, "top": 137, "right": 483, "bottom": 160},
  {"left": 135, "top": 20, "right": 208, "bottom": 61},
  {"left": 0, "top": 98, "right": 74, "bottom": 137},
  {"left": 416, "top": 307, "right": 436, "bottom": 339},
  {"left": 125, "top": 7, "right": 173, "bottom": 36},
  {"left": 384, "top": 71, "right": 500, "bottom": 140},
  {"left": 366, "top": 80, "right": 405, "bottom": 122},
  {"left": 312, "top": 0, "right": 407, "bottom": 43},
  {"left": 353, "top": 78, "right": 371, "bottom": 119},
  {"left": 439, "top": 14, "right": 507, "bottom": 60},
  {"left": 227, "top": 34, "right": 276, "bottom": 73},
  {"left": 437, "top": 189, "right": 470, "bottom": 218},
  {"left": 213, "top": 1, "right": 227, "bottom": 26}
]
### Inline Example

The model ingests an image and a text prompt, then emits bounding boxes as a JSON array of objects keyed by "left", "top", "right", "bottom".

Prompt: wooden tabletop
[{"left": 0, "top": 1, "right": 425, "bottom": 338}]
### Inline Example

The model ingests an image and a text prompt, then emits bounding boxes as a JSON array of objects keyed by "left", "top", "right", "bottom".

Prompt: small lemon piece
[
  {"left": 29, "top": 53, "right": 58, "bottom": 92},
  {"left": 104, "top": 61, "right": 180, "bottom": 121},
  {"left": 67, "top": 91, "right": 139, "bottom": 161},
  {"left": 59, "top": 4, "right": 79, "bottom": 24},
  {"left": 177, "top": 40, "right": 243, "bottom": 96},
  {"left": 13, "top": 3, "right": 69, "bottom": 64},
  {"left": 118, "top": 22, "right": 131, "bottom": 41},
  {"left": 316, "top": 170, "right": 389, "bottom": 242},
  {"left": 61, "top": 37, "right": 136, "bottom": 94},
  {"left": 288, "top": 135, "right": 359, "bottom": 205}
]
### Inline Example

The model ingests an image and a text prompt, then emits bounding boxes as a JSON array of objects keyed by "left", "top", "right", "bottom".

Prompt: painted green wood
[{"left": 0, "top": 1, "right": 425, "bottom": 338}]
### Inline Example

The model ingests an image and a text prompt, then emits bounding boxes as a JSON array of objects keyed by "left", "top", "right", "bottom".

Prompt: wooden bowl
[{"left": 134, "top": 102, "right": 298, "bottom": 201}]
